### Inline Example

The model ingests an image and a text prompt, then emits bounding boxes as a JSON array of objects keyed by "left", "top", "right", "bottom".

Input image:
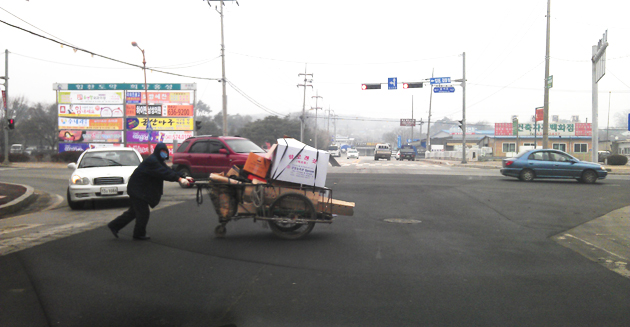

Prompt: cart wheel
[
  {"left": 267, "top": 193, "right": 316, "bottom": 240},
  {"left": 214, "top": 224, "right": 227, "bottom": 238}
]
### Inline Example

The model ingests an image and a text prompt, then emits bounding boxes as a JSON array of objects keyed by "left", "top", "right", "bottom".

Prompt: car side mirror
[
  {"left": 219, "top": 148, "right": 228, "bottom": 155},
  {"left": 568, "top": 159, "right": 578, "bottom": 164},
  {"left": 68, "top": 162, "right": 77, "bottom": 170}
]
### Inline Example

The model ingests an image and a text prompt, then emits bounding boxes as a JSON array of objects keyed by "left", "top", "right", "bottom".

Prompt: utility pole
[
  {"left": 426, "top": 68, "right": 434, "bottom": 152},
  {"left": 542, "top": 0, "right": 551, "bottom": 149},
  {"left": 326, "top": 106, "right": 330, "bottom": 146},
  {"left": 592, "top": 30, "right": 608, "bottom": 162},
  {"left": 297, "top": 65, "right": 313, "bottom": 142},
  {"left": 411, "top": 95, "right": 414, "bottom": 142},
  {"left": 454, "top": 52, "right": 467, "bottom": 164},
  {"left": 2, "top": 49, "right": 9, "bottom": 165},
  {"left": 207, "top": 0, "right": 237, "bottom": 136},
  {"left": 311, "top": 91, "right": 323, "bottom": 149}
]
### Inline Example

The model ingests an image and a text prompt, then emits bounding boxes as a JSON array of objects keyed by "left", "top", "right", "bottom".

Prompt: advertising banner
[
  {"left": 535, "top": 107, "right": 544, "bottom": 122},
  {"left": 163, "top": 104, "right": 194, "bottom": 117},
  {"left": 126, "top": 117, "right": 193, "bottom": 131},
  {"left": 59, "top": 118, "right": 124, "bottom": 130},
  {"left": 58, "top": 104, "right": 124, "bottom": 117},
  {"left": 125, "top": 104, "right": 163, "bottom": 117},
  {"left": 53, "top": 83, "right": 196, "bottom": 91},
  {"left": 88, "top": 143, "right": 123, "bottom": 150},
  {"left": 127, "top": 143, "right": 174, "bottom": 156},
  {"left": 125, "top": 91, "right": 192, "bottom": 104},
  {"left": 400, "top": 119, "right": 416, "bottom": 127},
  {"left": 494, "top": 122, "right": 591, "bottom": 137},
  {"left": 59, "top": 143, "right": 90, "bottom": 152},
  {"left": 126, "top": 104, "right": 194, "bottom": 117},
  {"left": 125, "top": 131, "right": 193, "bottom": 143},
  {"left": 58, "top": 91, "right": 124, "bottom": 104},
  {"left": 59, "top": 130, "right": 124, "bottom": 143},
  {"left": 59, "top": 143, "right": 124, "bottom": 152}
]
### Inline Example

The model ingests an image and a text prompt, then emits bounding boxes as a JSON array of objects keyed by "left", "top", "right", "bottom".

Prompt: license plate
[{"left": 100, "top": 187, "right": 118, "bottom": 195}]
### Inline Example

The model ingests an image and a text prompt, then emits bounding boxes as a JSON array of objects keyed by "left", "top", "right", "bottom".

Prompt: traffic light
[
  {"left": 195, "top": 120, "right": 202, "bottom": 130},
  {"left": 402, "top": 82, "right": 423, "bottom": 89},
  {"left": 7, "top": 118, "right": 14, "bottom": 129},
  {"left": 361, "top": 83, "right": 381, "bottom": 90}
]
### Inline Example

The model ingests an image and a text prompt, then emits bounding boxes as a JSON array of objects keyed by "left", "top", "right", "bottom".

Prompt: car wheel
[
  {"left": 581, "top": 170, "right": 598, "bottom": 184},
  {"left": 519, "top": 169, "right": 535, "bottom": 182},
  {"left": 178, "top": 167, "right": 193, "bottom": 188},
  {"left": 67, "top": 187, "right": 84, "bottom": 210}
]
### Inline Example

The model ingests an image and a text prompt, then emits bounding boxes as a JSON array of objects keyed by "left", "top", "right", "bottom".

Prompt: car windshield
[
  {"left": 224, "top": 139, "right": 265, "bottom": 153},
  {"left": 78, "top": 151, "right": 140, "bottom": 168}
]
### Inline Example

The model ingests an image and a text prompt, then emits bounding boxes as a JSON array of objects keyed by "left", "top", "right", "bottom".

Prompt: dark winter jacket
[{"left": 127, "top": 143, "right": 184, "bottom": 208}]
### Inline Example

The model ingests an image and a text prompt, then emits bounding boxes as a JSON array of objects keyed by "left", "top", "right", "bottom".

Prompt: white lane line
[{"left": 563, "top": 233, "right": 627, "bottom": 260}]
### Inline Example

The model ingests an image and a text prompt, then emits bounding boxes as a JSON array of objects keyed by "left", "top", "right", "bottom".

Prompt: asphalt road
[{"left": 1, "top": 166, "right": 630, "bottom": 327}]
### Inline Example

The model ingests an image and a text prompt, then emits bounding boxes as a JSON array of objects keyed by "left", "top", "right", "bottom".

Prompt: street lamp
[{"left": 131, "top": 41, "right": 151, "bottom": 153}]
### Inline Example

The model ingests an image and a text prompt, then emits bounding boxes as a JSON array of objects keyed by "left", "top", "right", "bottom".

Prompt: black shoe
[
  {"left": 108, "top": 225, "right": 119, "bottom": 239},
  {"left": 133, "top": 235, "right": 151, "bottom": 241}
]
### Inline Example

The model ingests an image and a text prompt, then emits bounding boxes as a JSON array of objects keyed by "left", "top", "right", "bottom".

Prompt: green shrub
[
  {"left": 606, "top": 154, "right": 628, "bottom": 165},
  {"left": 51, "top": 151, "right": 83, "bottom": 163}
]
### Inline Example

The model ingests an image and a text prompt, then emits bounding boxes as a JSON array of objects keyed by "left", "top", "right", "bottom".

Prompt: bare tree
[{"left": 21, "top": 103, "right": 58, "bottom": 150}]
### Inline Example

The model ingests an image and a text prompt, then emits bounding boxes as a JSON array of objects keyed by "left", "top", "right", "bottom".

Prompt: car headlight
[
  {"left": 71, "top": 175, "right": 90, "bottom": 185},
  {"left": 600, "top": 165, "right": 606, "bottom": 170}
]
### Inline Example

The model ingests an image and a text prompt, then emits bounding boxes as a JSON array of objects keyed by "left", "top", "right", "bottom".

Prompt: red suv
[{"left": 171, "top": 136, "right": 266, "bottom": 179}]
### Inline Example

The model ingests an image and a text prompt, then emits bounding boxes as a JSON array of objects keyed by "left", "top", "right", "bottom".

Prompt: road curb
[{"left": 0, "top": 183, "right": 37, "bottom": 217}]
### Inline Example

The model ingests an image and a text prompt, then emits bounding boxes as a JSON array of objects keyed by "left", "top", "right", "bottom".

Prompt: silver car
[{"left": 67, "top": 147, "right": 143, "bottom": 209}]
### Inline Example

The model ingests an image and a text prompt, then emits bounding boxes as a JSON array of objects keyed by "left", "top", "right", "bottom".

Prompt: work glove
[{"left": 179, "top": 178, "right": 190, "bottom": 187}]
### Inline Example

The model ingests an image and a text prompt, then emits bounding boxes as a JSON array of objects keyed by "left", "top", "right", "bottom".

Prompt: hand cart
[{"left": 195, "top": 173, "right": 354, "bottom": 239}]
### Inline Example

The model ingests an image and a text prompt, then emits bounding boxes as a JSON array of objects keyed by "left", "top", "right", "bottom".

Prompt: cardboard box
[
  {"left": 269, "top": 138, "right": 330, "bottom": 187},
  {"left": 243, "top": 152, "right": 272, "bottom": 178}
]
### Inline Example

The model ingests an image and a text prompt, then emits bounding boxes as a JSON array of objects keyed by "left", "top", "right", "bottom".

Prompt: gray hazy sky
[{"left": 1, "top": 0, "right": 629, "bottom": 126}]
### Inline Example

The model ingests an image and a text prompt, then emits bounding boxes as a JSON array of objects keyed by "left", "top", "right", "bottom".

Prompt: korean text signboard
[
  {"left": 126, "top": 104, "right": 194, "bottom": 117},
  {"left": 59, "top": 130, "right": 124, "bottom": 143},
  {"left": 125, "top": 104, "right": 163, "bottom": 117},
  {"left": 55, "top": 83, "right": 196, "bottom": 153},
  {"left": 495, "top": 122, "right": 591, "bottom": 137},
  {"left": 126, "top": 131, "right": 193, "bottom": 143},
  {"left": 58, "top": 104, "right": 124, "bottom": 117},
  {"left": 400, "top": 119, "right": 416, "bottom": 127},
  {"left": 126, "top": 91, "right": 192, "bottom": 104},
  {"left": 58, "top": 91, "right": 124, "bottom": 104},
  {"left": 59, "top": 118, "right": 124, "bottom": 130},
  {"left": 126, "top": 117, "right": 194, "bottom": 131},
  {"left": 54, "top": 83, "right": 196, "bottom": 91}
]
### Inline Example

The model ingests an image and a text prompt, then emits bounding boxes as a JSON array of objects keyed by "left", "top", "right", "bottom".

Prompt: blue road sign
[
  {"left": 433, "top": 86, "right": 456, "bottom": 93},
  {"left": 430, "top": 77, "right": 451, "bottom": 85},
  {"left": 388, "top": 77, "right": 397, "bottom": 90}
]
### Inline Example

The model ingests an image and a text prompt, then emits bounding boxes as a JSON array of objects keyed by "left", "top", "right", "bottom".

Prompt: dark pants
[{"left": 108, "top": 196, "right": 151, "bottom": 237}]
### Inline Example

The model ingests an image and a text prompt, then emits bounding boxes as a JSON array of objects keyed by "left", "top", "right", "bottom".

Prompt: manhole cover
[{"left": 383, "top": 218, "right": 421, "bottom": 224}]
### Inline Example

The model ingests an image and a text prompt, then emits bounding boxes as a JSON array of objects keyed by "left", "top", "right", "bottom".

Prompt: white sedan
[
  {"left": 66, "top": 147, "right": 143, "bottom": 210},
  {"left": 346, "top": 148, "right": 359, "bottom": 159}
]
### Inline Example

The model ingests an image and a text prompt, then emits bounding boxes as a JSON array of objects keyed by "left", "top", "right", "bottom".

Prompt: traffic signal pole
[{"left": 2, "top": 49, "right": 9, "bottom": 165}]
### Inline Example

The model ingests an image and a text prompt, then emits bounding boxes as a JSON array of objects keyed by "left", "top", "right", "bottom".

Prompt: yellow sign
[{"left": 126, "top": 117, "right": 194, "bottom": 131}]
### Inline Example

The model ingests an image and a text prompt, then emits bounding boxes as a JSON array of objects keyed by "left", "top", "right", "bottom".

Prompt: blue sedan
[{"left": 500, "top": 149, "right": 607, "bottom": 183}]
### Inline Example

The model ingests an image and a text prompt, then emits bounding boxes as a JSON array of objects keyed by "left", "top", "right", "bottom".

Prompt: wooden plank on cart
[{"left": 317, "top": 199, "right": 355, "bottom": 216}]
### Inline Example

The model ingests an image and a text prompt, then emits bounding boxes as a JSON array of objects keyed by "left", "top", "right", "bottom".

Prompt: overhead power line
[
  {"left": 226, "top": 80, "right": 288, "bottom": 117},
  {"left": 0, "top": 19, "right": 220, "bottom": 81}
]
